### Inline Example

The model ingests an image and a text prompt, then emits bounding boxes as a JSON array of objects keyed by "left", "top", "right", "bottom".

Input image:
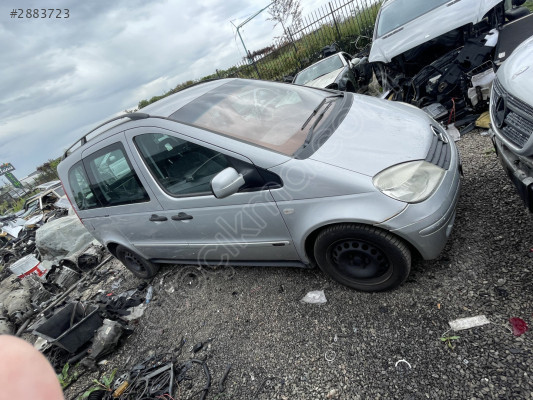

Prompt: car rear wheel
[
  {"left": 116, "top": 245, "right": 160, "bottom": 279},
  {"left": 313, "top": 224, "right": 411, "bottom": 292}
]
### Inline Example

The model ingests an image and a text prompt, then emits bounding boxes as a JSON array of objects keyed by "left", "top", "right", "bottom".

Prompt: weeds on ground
[
  {"left": 57, "top": 363, "right": 80, "bottom": 390},
  {"left": 440, "top": 335, "right": 460, "bottom": 349},
  {"left": 79, "top": 369, "right": 117, "bottom": 399}
]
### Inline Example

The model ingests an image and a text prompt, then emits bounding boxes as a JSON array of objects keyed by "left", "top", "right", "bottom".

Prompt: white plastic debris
[
  {"left": 446, "top": 123, "right": 461, "bottom": 142},
  {"left": 484, "top": 29, "right": 499, "bottom": 48},
  {"left": 395, "top": 359, "right": 412, "bottom": 369},
  {"left": 449, "top": 315, "right": 490, "bottom": 331},
  {"left": 301, "top": 290, "right": 327, "bottom": 304},
  {"left": 122, "top": 304, "right": 147, "bottom": 322}
]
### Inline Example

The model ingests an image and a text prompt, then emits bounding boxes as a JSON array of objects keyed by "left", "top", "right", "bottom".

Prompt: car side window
[
  {"left": 84, "top": 143, "right": 150, "bottom": 207},
  {"left": 68, "top": 162, "right": 99, "bottom": 210},
  {"left": 134, "top": 133, "right": 231, "bottom": 197}
]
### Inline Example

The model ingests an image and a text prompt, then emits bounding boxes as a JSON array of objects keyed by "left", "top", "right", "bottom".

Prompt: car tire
[
  {"left": 313, "top": 224, "right": 411, "bottom": 292},
  {"left": 115, "top": 245, "right": 160, "bottom": 279}
]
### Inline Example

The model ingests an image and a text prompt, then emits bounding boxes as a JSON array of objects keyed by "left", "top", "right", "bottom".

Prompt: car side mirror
[
  {"left": 513, "top": 0, "right": 526, "bottom": 6},
  {"left": 211, "top": 167, "right": 245, "bottom": 199},
  {"left": 350, "top": 58, "right": 361, "bottom": 68}
]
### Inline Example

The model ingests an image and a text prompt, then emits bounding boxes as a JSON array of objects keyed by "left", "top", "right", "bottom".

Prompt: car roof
[{"left": 62, "top": 79, "right": 233, "bottom": 160}]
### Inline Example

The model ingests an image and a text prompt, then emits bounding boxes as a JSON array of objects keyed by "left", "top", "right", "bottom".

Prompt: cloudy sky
[{"left": 0, "top": 0, "right": 333, "bottom": 181}]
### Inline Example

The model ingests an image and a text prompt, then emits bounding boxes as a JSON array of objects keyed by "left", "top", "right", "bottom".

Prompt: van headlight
[{"left": 373, "top": 161, "right": 445, "bottom": 203}]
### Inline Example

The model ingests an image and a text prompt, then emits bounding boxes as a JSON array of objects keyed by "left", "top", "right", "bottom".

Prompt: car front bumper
[
  {"left": 492, "top": 133, "right": 533, "bottom": 211},
  {"left": 376, "top": 141, "right": 462, "bottom": 260}
]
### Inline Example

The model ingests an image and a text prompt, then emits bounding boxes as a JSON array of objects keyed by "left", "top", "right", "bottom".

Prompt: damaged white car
[{"left": 369, "top": 0, "right": 531, "bottom": 122}]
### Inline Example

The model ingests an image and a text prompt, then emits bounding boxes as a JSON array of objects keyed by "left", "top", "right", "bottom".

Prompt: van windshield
[
  {"left": 169, "top": 80, "right": 338, "bottom": 156},
  {"left": 377, "top": 0, "right": 449, "bottom": 37}
]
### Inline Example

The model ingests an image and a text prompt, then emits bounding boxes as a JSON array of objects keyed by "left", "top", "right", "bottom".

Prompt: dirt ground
[{"left": 55, "top": 131, "right": 533, "bottom": 399}]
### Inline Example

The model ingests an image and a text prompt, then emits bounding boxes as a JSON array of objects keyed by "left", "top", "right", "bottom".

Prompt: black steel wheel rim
[
  {"left": 328, "top": 239, "right": 392, "bottom": 280},
  {"left": 123, "top": 251, "right": 147, "bottom": 274}
]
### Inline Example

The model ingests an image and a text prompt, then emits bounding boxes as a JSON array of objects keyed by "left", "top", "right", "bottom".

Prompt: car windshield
[
  {"left": 170, "top": 80, "right": 337, "bottom": 156},
  {"left": 293, "top": 55, "right": 344, "bottom": 85},
  {"left": 377, "top": 0, "right": 449, "bottom": 37}
]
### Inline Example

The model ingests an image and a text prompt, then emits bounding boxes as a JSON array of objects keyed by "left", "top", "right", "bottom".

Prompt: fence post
[
  {"left": 286, "top": 27, "right": 298, "bottom": 53},
  {"left": 329, "top": 2, "right": 341, "bottom": 41},
  {"left": 248, "top": 51, "right": 262, "bottom": 80}
]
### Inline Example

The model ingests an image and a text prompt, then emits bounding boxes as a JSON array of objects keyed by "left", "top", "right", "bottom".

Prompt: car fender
[{"left": 274, "top": 193, "right": 406, "bottom": 262}]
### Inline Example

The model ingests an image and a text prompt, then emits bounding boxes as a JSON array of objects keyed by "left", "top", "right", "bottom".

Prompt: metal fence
[{"left": 219, "top": 0, "right": 383, "bottom": 82}]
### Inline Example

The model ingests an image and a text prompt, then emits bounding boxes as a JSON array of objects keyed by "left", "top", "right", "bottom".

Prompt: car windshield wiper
[
  {"left": 301, "top": 93, "right": 344, "bottom": 130},
  {"left": 301, "top": 100, "right": 335, "bottom": 148}
]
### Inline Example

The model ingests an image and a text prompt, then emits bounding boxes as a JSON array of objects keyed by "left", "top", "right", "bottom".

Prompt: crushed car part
[
  {"left": 54, "top": 266, "right": 81, "bottom": 289},
  {"left": 81, "top": 319, "right": 123, "bottom": 369},
  {"left": 33, "top": 302, "right": 103, "bottom": 353}
]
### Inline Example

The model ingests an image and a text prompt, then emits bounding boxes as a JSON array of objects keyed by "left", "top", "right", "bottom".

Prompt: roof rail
[{"left": 63, "top": 112, "right": 150, "bottom": 159}]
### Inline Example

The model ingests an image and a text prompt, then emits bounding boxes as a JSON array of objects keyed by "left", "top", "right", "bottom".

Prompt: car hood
[
  {"left": 310, "top": 95, "right": 435, "bottom": 176},
  {"left": 305, "top": 68, "right": 343, "bottom": 88},
  {"left": 497, "top": 35, "right": 533, "bottom": 105},
  {"left": 369, "top": 0, "right": 502, "bottom": 63}
]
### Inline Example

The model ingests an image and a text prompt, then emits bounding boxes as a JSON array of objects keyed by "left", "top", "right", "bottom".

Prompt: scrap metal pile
[{"left": 70, "top": 338, "right": 232, "bottom": 400}]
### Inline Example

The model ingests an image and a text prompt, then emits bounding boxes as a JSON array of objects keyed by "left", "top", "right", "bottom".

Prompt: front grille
[
  {"left": 426, "top": 131, "right": 451, "bottom": 170},
  {"left": 492, "top": 78, "right": 533, "bottom": 148}
]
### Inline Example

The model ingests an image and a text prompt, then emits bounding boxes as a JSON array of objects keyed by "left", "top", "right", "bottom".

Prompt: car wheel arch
[
  {"left": 303, "top": 222, "right": 420, "bottom": 266},
  {"left": 107, "top": 242, "right": 120, "bottom": 257}
]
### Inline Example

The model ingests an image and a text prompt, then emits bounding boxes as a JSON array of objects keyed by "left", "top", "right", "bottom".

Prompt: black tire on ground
[
  {"left": 313, "top": 224, "right": 411, "bottom": 292},
  {"left": 115, "top": 245, "right": 160, "bottom": 279}
]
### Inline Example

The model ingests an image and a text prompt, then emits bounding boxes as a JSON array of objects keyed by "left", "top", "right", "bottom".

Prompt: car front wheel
[
  {"left": 115, "top": 245, "right": 160, "bottom": 279},
  {"left": 314, "top": 224, "right": 411, "bottom": 292}
]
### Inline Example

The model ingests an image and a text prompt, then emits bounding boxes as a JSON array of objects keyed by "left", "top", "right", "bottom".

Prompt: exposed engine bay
[{"left": 368, "top": 0, "right": 532, "bottom": 125}]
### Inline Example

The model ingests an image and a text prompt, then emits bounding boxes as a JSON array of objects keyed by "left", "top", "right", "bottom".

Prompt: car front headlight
[{"left": 373, "top": 161, "right": 445, "bottom": 203}]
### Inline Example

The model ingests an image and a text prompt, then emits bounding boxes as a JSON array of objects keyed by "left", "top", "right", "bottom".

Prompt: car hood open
[
  {"left": 310, "top": 95, "right": 436, "bottom": 176},
  {"left": 304, "top": 68, "right": 344, "bottom": 88},
  {"left": 369, "top": 0, "right": 502, "bottom": 63}
]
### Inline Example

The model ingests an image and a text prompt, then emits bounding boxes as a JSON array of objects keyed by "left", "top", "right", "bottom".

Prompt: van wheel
[
  {"left": 313, "top": 224, "right": 411, "bottom": 292},
  {"left": 116, "top": 245, "right": 160, "bottom": 279}
]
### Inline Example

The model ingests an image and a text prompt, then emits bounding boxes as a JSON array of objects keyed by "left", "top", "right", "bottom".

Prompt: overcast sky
[{"left": 0, "top": 0, "right": 333, "bottom": 181}]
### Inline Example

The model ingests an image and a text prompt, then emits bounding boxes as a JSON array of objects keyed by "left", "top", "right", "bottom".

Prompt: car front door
[{"left": 125, "top": 128, "right": 299, "bottom": 265}]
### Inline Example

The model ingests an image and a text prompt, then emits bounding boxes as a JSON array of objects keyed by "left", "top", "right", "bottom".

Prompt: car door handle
[
  {"left": 171, "top": 212, "right": 193, "bottom": 221},
  {"left": 149, "top": 214, "right": 168, "bottom": 222}
]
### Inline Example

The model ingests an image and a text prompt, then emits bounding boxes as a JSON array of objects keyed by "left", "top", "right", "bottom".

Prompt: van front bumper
[{"left": 492, "top": 133, "right": 533, "bottom": 211}]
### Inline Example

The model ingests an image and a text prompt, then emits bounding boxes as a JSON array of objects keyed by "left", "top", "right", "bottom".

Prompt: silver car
[
  {"left": 58, "top": 79, "right": 461, "bottom": 291},
  {"left": 490, "top": 35, "right": 533, "bottom": 210}
]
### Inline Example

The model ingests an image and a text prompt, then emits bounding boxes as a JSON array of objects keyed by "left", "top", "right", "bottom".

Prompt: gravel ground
[{"left": 60, "top": 131, "right": 532, "bottom": 400}]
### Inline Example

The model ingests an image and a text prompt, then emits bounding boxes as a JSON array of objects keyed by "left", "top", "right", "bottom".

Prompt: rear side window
[
  {"left": 84, "top": 142, "right": 149, "bottom": 207},
  {"left": 68, "top": 162, "right": 98, "bottom": 210},
  {"left": 134, "top": 133, "right": 231, "bottom": 197}
]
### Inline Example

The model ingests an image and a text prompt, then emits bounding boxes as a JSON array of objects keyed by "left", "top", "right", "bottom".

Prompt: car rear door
[
  {"left": 124, "top": 127, "right": 299, "bottom": 264},
  {"left": 76, "top": 133, "right": 190, "bottom": 260}
]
